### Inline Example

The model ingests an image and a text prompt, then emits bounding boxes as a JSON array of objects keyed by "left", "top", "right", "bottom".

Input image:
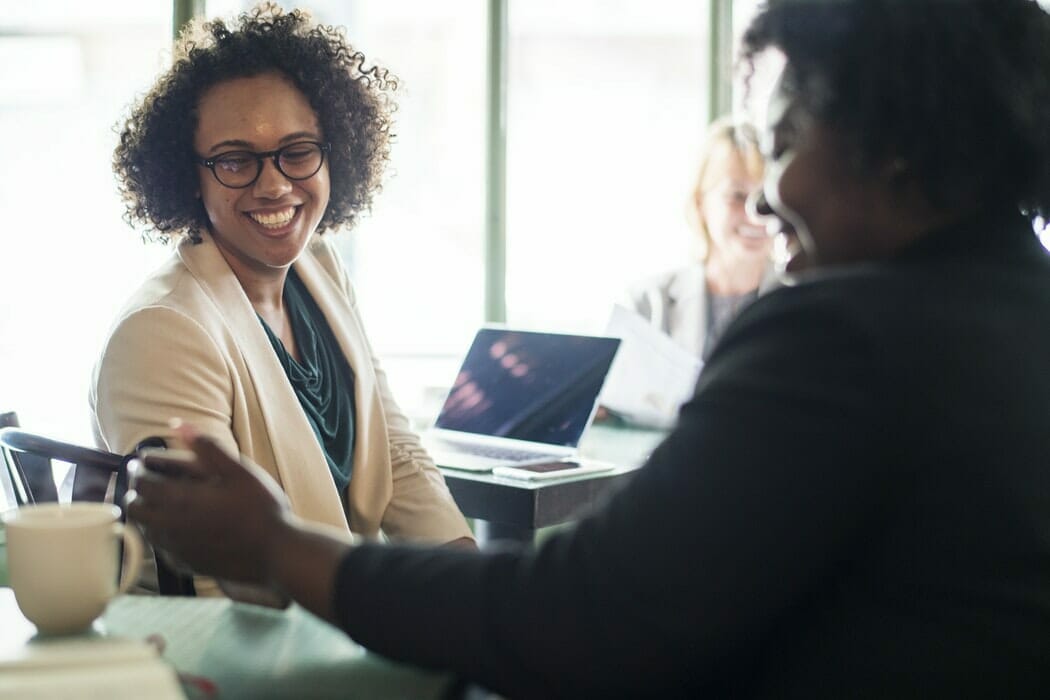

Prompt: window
[
  {"left": 504, "top": 1, "right": 710, "bottom": 335},
  {"left": 2, "top": 1, "right": 724, "bottom": 438},
  {"left": 0, "top": 1, "right": 172, "bottom": 442}
]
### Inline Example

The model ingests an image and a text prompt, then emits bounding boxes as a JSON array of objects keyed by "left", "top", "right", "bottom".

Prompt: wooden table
[{"left": 440, "top": 422, "right": 668, "bottom": 543}]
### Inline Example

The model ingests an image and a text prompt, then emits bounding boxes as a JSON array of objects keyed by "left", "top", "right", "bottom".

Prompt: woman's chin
[{"left": 775, "top": 231, "right": 810, "bottom": 274}]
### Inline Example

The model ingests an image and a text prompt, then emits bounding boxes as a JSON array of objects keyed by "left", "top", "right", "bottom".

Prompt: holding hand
[{"left": 127, "top": 422, "right": 293, "bottom": 586}]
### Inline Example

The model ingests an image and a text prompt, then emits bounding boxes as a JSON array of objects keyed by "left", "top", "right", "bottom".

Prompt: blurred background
[{"left": 2, "top": 0, "right": 1047, "bottom": 441}]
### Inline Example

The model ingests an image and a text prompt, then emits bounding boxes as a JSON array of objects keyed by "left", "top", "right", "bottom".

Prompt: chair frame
[
  {"left": 0, "top": 427, "right": 195, "bottom": 596},
  {"left": 1, "top": 428, "right": 127, "bottom": 506}
]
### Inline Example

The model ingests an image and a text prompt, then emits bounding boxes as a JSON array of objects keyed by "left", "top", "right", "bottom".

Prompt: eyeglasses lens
[{"left": 211, "top": 143, "right": 324, "bottom": 188}]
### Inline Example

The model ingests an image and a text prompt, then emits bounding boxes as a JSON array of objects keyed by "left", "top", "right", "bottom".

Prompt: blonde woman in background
[{"left": 628, "top": 117, "right": 770, "bottom": 361}]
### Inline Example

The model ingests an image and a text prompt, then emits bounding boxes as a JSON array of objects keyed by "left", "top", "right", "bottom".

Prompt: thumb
[
  {"left": 171, "top": 419, "right": 243, "bottom": 480},
  {"left": 172, "top": 419, "right": 286, "bottom": 505},
  {"left": 187, "top": 433, "right": 244, "bottom": 480}
]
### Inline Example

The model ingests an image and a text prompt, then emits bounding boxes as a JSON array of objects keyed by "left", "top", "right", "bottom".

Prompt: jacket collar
[
  {"left": 892, "top": 206, "right": 1034, "bottom": 264},
  {"left": 667, "top": 262, "right": 706, "bottom": 303},
  {"left": 175, "top": 233, "right": 353, "bottom": 533}
]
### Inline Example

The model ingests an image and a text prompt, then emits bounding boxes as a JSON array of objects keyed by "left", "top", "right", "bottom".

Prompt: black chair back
[
  {"left": 0, "top": 428, "right": 126, "bottom": 507},
  {"left": 0, "top": 413, "right": 59, "bottom": 504},
  {"left": 0, "top": 426, "right": 195, "bottom": 596}
]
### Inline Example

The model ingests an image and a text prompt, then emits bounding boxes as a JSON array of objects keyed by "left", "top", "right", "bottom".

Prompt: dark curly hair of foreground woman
[
  {"left": 740, "top": 0, "right": 1050, "bottom": 224},
  {"left": 114, "top": 2, "right": 397, "bottom": 242}
]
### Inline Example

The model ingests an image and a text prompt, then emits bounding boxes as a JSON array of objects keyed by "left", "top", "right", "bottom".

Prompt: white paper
[{"left": 599, "top": 305, "right": 702, "bottom": 429}]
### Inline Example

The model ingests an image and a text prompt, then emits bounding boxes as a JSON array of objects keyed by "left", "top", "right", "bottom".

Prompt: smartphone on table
[{"left": 491, "top": 460, "right": 615, "bottom": 482}]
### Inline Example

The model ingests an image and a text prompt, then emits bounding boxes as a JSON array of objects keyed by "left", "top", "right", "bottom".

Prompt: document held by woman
[{"left": 599, "top": 304, "right": 702, "bottom": 429}]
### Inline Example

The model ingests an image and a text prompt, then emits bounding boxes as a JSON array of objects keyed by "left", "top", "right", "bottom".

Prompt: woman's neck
[
  {"left": 238, "top": 266, "right": 297, "bottom": 360},
  {"left": 244, "top": 274, "right": 288, "bottom": 316},
  {"left": 704, "top": 253, "right": 767, "bottom": 295},
  {"left": 212, "top": 243, "right": 290, "bottom": 316}
]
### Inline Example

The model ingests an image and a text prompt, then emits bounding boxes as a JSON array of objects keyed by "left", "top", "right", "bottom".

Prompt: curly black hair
[
  {"left": 740, "top": 0, "right": 1050, "bottom": 222},
  {"left": 114, "top": 2, "right": 397, "bottom": 242}
]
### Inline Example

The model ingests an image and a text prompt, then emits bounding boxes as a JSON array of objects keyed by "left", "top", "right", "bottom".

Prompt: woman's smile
[{"left": 245, "top": 205, "right": 302, "bottom": 235}]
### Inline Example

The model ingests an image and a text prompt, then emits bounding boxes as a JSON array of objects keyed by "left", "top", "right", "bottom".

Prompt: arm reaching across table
[{"left": 129, "top": 424, "right": 348, "bottom": 624}]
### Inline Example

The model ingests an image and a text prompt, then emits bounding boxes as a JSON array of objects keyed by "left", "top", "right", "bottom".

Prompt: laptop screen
[{"left": 433, "top": 329, "right": 621, "bottom": 447}]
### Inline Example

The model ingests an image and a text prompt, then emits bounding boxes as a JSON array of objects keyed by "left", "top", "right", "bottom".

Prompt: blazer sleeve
[
  {"left": 92, "top": 305, "right": 244, "bottom": 598},
  {"left": 313, "top": 240, "right": 473, "bottom": 543},
  {"left": 373, "top": 347, "right": 474, "bottom": 544},
  {"left": 625, "top": 283, "right": 657, "bottom": 322},
  {"left": 92, "top": 305, "right": 238, "bottom": 458},
  {"left": 331, "top": 285, "right": 891, "bottom": 698},
  {"left": 624, "top": 272, "right": 674, "bottom": 334}
]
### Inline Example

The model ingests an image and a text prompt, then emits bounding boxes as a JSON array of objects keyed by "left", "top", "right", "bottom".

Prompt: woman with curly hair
[{"left": 91, "top": 4, "right": 473, "bottom": 600}]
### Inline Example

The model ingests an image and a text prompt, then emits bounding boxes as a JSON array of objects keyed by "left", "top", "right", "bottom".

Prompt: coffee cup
[{"left": 1, "top": 503, "right": 143, "bottom": 634}]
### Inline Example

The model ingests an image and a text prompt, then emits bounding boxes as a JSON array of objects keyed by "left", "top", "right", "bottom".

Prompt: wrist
[
  {"left": 261, "top": 512, "right": 300, "bottom": 588},
  {"left": 255, "top": 516, "right": 351, "bottom": 625}
]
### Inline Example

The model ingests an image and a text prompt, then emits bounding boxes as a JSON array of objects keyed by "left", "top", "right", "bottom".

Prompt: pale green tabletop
[
  {"left": 579, "top": 421, "right": 669, "bottom": 466},
  {"left": 105, "top": 595, "right": 458, "bottom": 700},
  {"left": 2, "top": 589, "right": 458, "bottom": 700}
]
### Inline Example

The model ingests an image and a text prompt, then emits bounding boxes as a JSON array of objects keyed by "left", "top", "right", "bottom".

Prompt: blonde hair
[{"left": 689, "top": 116, "right": 764, "bottom": 260}]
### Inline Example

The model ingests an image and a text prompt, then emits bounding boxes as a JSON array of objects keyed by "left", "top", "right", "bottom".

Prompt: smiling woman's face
[
  {"left": 194, "top": 71, "right": 331, "bottom": 282},
  {"left": 760, "top": 68, "right": 886, "bottom": 270},
  {"left": 699, "top": 141, "right": 770, "bottom": 266}
]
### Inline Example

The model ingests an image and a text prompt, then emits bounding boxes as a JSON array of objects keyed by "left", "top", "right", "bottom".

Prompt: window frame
[{"left": 181, "top": 0, "right": 733, "bottom": 325}]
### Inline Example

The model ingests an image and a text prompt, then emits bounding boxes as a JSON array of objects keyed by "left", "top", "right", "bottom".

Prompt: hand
[
  {"left": 216, "top": 579, "right": 291, "bottom": 609},
  {"left": 126, "top": 422, "right": 292, "bottom": 585}
]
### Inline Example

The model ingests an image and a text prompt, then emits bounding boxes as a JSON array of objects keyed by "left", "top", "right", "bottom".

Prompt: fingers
[
  {"left": 186, "top": 434, "right": 242, "bottom": 478},
  {"left": 168, "top": 417, "right": 199, "bottom": 445},
  {"left": 147, "top": 418, "right": 237, "bottom": 481},
  {"left": 126, "top": 471, "right": 212, "bottom": 562},
  {"left": 127, "top": 468, "right": 200, "bottom": 534},
  {"left": 173, "top": 423, "right": 287, "bottom": 506},
  {"left": 170, "top": 419, "right": 242, "bottom": 480},
  {"left": 136, "top": 449, "right": 209, "bottom": 480}
]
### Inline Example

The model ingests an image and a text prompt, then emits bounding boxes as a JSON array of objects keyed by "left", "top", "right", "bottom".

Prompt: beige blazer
[
  {"left": 627, "top": 264, "right": 709, "bottom": 358},
  {"left": 91, "top": 234, "right": 472, "bottom": 569},
  {"left": 628, "top": 263, "right": 779, "bottom": 359}
]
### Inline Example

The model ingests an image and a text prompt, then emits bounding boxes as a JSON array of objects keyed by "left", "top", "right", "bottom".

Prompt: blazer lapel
[
  {"left": 176, "top": 235, "right": 350, "bottom": 533},
  {"left": 667, "top": 264, "right": 707, "bottom": 358},
  {"left": 292, "top": 238, "right": 393, "bottom": 536}
]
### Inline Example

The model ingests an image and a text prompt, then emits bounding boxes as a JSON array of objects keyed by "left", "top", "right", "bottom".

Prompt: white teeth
[
  {"left": 738, "top": 227, "right": 768, "bottom": 239},
  {"left": 249, "top": 207, "right": 296, "bottom": 228}
]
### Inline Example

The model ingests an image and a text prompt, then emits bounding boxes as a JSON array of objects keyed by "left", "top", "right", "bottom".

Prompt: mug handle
[{"left": 113, "top": 523, "right": 144, "bottom": 594}]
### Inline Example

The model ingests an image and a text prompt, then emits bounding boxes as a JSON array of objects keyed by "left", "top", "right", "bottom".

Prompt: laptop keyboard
[{"left": 438, "top": 440, "right": 554, "bottom": 462}]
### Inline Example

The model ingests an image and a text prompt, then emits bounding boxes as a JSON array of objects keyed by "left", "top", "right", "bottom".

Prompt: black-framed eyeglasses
[{"left": 196, "top": 141, "right": 332, "bottom": 189}]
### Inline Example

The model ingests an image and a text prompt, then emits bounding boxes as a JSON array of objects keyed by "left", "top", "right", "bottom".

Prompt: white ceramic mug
[{"left": 1, "top": 503, "right": 143, "bottom": 634}]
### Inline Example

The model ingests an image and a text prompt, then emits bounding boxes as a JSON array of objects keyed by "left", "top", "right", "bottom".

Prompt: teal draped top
[{"left": 259, "top": 269, "right": 357, "bottom": 494}]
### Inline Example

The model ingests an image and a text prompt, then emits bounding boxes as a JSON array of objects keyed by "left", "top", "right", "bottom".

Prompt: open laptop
[{"left": 424, "top": 328, "right": 621, "bottom": 472}]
